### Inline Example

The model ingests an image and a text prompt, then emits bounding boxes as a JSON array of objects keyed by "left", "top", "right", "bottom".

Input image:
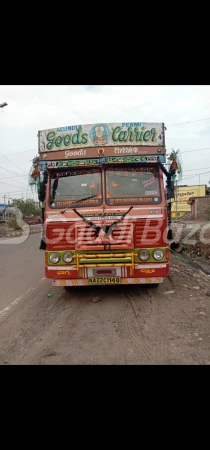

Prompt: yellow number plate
[{"left": 88, "top": 277, "right": 121, "bottom": 285}]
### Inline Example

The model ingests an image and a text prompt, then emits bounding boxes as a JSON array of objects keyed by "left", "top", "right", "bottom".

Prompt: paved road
[
  {"left": 0, "top": 234, "right": 45, "bottom": 311},
  {"left": 30, "top": 224, "right": 42, "bottom": 231},
  {"left": 0, "top": 234, "right": 210, "bottom": 365}
]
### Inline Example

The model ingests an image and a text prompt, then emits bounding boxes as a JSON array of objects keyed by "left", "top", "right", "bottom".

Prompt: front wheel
[{"left": 149, "top": 283, "right": 159, "bottom": 287}]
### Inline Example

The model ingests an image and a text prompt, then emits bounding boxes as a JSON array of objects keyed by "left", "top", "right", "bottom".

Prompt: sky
[{"left": 0, "top": 85, "right": 210, "bottom": 205}]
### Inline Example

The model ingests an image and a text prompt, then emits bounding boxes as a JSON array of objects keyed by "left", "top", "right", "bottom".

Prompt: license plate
[{"left": 88, "top": 277, "right": 121, "bottom": 285}]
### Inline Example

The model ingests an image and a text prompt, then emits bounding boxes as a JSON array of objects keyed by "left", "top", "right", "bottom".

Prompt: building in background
[
  {"left": 0, "top": 205, "right": 15, "bottom": 222},
  {"left": 171, "top": 185, "right": 207, "bottom": 219},
  {"left": 0, "top": 204, "right": 8, "bottom": 222},
  {"left": 188, "top": 196, "right": 210, "bottom": 220}
]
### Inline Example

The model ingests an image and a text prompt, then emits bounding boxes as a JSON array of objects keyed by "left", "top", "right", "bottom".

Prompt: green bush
[
  {"left": 182, "top": 244, "right": 189, "bottom": 250},
  {"left": 9, "top": 218, "right": 22, "bottom": 230}
]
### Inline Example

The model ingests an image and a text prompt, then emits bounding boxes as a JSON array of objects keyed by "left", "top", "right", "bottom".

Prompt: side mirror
[{"left": 167, "top": 180, "right": 175, "bottom": 199}]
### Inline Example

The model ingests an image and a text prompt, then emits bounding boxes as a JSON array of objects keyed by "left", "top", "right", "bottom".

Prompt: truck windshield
[
  {"left": 105, "top": 166, "right": 161, "bottom": 206},
  {"left": 50, "top": 168, "right": 102, "bottom": 208}
]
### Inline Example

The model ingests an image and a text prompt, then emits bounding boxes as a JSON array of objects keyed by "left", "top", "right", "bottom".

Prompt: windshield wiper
[
  {"left": 73, "top": 206, "right": 133, "bottom": 237},
  {"left": 61, "top": 195, "right": 97, "bottom": 214}
]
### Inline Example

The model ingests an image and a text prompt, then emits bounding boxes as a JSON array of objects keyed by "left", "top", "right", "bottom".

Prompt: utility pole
[
  {"left": 1, "top": 103, "right": 8, "bottom": 218},
  {"left": 8, "top": 195, "right": 13, "bottom": 206},
  {"left": 175, "top": 179, "right": 178, "bottom": 222},
  {"left": 3, "top": 194, "right": 7, "bottom": 208},
  {"left": 3, "top": 195, "right": 7, "bottom": 221}
]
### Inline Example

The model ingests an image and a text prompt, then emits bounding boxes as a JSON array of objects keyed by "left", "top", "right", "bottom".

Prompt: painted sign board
[
  {"left": 39, "top": 145, "right": 166, "bottom": 161},
  {"left": 38, "top": 122, "right": 165, "bottom": 153},
  {"left": 171, "top": 185, "right": 206, "bottom": 218}
]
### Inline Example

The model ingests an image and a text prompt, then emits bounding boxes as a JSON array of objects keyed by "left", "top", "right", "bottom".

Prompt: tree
[{"left": 10, "top": 199, "right": 41, "bottom": 215}]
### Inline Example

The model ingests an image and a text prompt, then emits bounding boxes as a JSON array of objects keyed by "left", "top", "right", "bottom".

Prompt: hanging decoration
[
  {"left": 38, "top": 170, "right": 48, "bottom": 203},
  {"left": 28, "top": 156, "right": 40, "bottom": 193},
  {"left": 52, "top": 174, "right": 59, "bottom": 201},
  {"left": 167, "top": 149, "right": 183, "bottom": 181},
  {"left": 164, "top": 150, "right": 183, "bottom": 241}
]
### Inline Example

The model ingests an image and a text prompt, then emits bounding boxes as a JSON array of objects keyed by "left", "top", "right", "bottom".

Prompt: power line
[
  {"left": 180, "top": 147, "right": 210, "bottom": 154},
  {"left": 0, "top": 179, "right": 28, "bottom": 189},
  {"left": 0, "top": 181, "right": 28, "bottom": 189},
  {"left": 3, "top": 146, "right": 210, "bottom": 158},
  {"left": 0, "top": 164, "right": 27, "bottom": 179},
  {"left": 0, "top": 153, "right": 28, "bottom": 175},
  {"left": 0, "top": 190, "right": 33, "bottom": 195},
  {"left": 186, "top": 170, "right": 210, "bottom": 177},
  {"left": 0, "top": 166, "right": 28, "bottom": 188},
  {"left": 184, "top": 166, "right": 210, "bottom": 172},
  {"left": 167, "top": 147, "right": 210, "bottom": 155},
  {"left": 1, "top": 143, "right": 210, "bottom": 157},
  {"left": 1, "top": 175, "right": 28, "bottom": 180},
  {"left": 167, "top": 117, "right": 210, "bottom": 127},
  {"left": 2, "top": 149, "right": 36, "bottom": 155},
  {"left": 163, "top": 169, "right": 210, "bottom": 182},
  {"left": 0, "top": 192, "right": 28, "bottom": 194},
  {"left": 181, "top": 171, "right": 210, "bottom": 180},
  {"left": 178, "top": 170, "right": 210, "bottom": 182}
]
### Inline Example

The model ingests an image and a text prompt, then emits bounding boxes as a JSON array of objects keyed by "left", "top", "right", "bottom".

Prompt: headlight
[
  {"left": 63, "top": 252, "right": 73, "bottom": 263},
  {"left": 153, "top": 250, "right": 164, "bottom": 260},
  {"left": 138, "top": 249, "right": 150, "bottom": 261},
  {"left": 49, "top": 252, "right": 60, "bottom": 264}
]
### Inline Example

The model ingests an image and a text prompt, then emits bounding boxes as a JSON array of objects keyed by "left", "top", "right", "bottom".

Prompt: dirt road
[{"left": 0, "top": 235, "right": 210, "bottom": 365}]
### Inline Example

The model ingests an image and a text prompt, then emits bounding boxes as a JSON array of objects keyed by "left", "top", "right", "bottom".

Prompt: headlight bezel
[
  {"left": 153, "top": 249, "right": 164, "bottom": 261},
  {"left": 49, "top": 252, "right": 60, "bottom": 264},
  {"left": 138, "top": 249, "right": 150, "bottom": 261},
  {"left": 63, "top": 252, "right": 73, "bottom": 263}
]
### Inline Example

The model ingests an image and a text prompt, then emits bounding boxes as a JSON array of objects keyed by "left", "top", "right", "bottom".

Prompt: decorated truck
[{"left": 30, "top": 122, "right": 176, "bottom": 287}]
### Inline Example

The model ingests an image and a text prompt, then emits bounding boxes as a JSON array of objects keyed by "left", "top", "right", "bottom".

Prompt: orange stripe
[{"left": 52, "top": 277, "right": 163, "bottom": 287}]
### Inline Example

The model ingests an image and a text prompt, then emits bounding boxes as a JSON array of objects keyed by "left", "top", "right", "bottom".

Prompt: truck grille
[
  {"left": 134, "top": 219, "right": 163, "bottom": 247},
  {"left": 75, "top": 221, "right": 133, "bottom": 250},
  {"left": 46, "top": 222, "right": 75, "bottom": 250}
]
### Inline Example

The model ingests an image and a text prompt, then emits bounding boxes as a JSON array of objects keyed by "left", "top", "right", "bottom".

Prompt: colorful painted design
[
  {"left": 90, "top": 124, "right": 110, "bottom": 145},
  {"left": 46, "top": 248, "right": 168, "bottom": 266},
  {"left": 52, "top": 277, "right": 163, "bottom": 286},
  {"left": 51, "top": 168, "right": 100, "bottom": 178},
  {"left": 108, "top": 197, "right": 155, "bottom": 204},
  {"left": 52, "top": 198, "right": 101, "bottom": 207},
  {"left": 121, "top": 277, "right": 162, "bottom": 284},
  {"left": 105, "top": 156, "right": 159, "bottom": 164},
  {"left": 45, "top": 154, "right": 165, "bottom": 170},
  {"left": 39, "top": 146, "right": 166, "bottom": 162},
  {"left": 47, "top": 159, "right": 100, "bottom": 169},
  {"left": 29, "top": 156, "right": 40, "bottom": 192},
  {"left": 106, "top": 155, "right": 166, "bottom": 164},
  {"left": 167, "top": 149, "right": 182, "bottom": 181},
  {"left": 52, "top": 279, "right": 89, "bottom": 286},
  {"left": 38, "top": 122, "right": 164, "bottom": 152},
  {"left": 140, "top": 269, "right": 155, "bottom": 274}
]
